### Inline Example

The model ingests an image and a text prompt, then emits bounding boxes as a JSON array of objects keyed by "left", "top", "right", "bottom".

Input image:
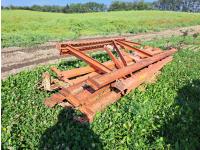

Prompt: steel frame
[{"left": 43, "top": 37, "right": 177, "bottom": 122}]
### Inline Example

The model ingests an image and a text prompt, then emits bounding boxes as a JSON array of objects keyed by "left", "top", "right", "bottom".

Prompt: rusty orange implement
[{"left": 42, "top": 38, "right": 177, "bottom": 122}]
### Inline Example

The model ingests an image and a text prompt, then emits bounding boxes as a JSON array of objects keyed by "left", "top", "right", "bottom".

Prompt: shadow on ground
[
  {"left": 154, "top": 79, "right": 200, "bottom": 149},
  {"left": 39, "top": 109, "right": 102, "bottom": 149},
  {"left": 39, "top": 80, "right": 200, "bottom": 149}
]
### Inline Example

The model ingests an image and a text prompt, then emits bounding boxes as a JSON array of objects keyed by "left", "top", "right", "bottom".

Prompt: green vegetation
[
  {"left": 2, "top": 35, "right": 200, "bottom": 149},
  {"left": 2, "top": 10, "right": 200, "bottom": 47}
]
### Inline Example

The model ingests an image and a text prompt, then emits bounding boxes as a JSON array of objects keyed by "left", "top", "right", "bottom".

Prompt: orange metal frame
[{"left": 43, "top": 37, "right": 177, "bottom": 122}]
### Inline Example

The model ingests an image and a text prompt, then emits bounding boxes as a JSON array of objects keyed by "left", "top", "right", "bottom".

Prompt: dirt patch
[
  {"left": 2, "top": 25, "right": 200, "bottom": 79},
  {"left": 138, "top": 71, "right": 161, "bottom": 92}
]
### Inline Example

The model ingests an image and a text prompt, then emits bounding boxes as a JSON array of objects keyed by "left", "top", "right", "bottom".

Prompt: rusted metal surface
[
  {"left": 112, "top": 56, "right": 173, "bottom": 92},
  {"left": 41, "top": 37, "right": 177, "bottom": 122},
  {"left": 59, "top": 38, "right": 125, "bottom": 54},
  {"left": 66, "top": 45, "right": 112, "bottom": 74},
  {"left": 86, "top": 48, "right": 177, "bottom": 90},
  {"left": 116, "top": 40, "right": 153, "bottom": 57},
  {"left": 104, "top": 45, "right": 123, "bottom": 69},
  {"left": 113, "top": 41, "right": 128, "bottom": 66}
]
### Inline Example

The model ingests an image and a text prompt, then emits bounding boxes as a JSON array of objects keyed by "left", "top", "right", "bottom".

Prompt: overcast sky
[{"left": 2, "top": 0, "right": 156, "bottom": 6}]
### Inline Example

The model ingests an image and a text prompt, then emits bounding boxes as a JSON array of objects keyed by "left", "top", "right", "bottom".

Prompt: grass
[
  {"left": 2, "top": 10, "right": 200, "bottom": 47},
  {"left": 1, "top": 35, "right": 200, "bottom": 149}
]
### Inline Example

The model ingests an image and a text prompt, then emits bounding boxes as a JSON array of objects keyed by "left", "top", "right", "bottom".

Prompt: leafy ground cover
[
  {"left": 2, "top": 10, "right": 200, "bottom": 47},
  {"left": 1, "top": 35, "right": 200, "bottom": 149}
]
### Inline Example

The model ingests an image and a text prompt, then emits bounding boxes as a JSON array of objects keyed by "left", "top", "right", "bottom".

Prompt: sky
[{"left": 2, "top": 0, "right": 155, "bottom": 6}]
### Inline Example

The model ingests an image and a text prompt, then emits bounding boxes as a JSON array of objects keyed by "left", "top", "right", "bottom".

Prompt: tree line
[
  {"left": 1, "top": 1, "right": 153, "bottom": 13},
  {"left": 108, "top": 1, "right": 152, "bottom": 11},
  {"left": 153, "top": 0, "right": 200, "bottom": 12},
  {"left": 1, "top": 2, "right": 106, "bottom": 13},
  {"left": 2, "top": 0, "right": 200, "bottom": 13}
]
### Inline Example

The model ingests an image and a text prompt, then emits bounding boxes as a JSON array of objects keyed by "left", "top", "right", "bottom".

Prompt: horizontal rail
[
  {"left": 59, "top": 38, "right": 125, "bottom": 47},
  {"left": 60, "top": 42, "right": 112, "bottom": 54}
]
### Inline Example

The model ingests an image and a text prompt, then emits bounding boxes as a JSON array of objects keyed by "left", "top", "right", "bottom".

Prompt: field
[
  {"left": 2, "top": 10, "right": 200, "bottom": 47},
  {"left": 2, "top": 35, "right": 200, "bottom": 149},
  {"left": 1, "top": 9, "right": 200, "bottom": 149}
]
